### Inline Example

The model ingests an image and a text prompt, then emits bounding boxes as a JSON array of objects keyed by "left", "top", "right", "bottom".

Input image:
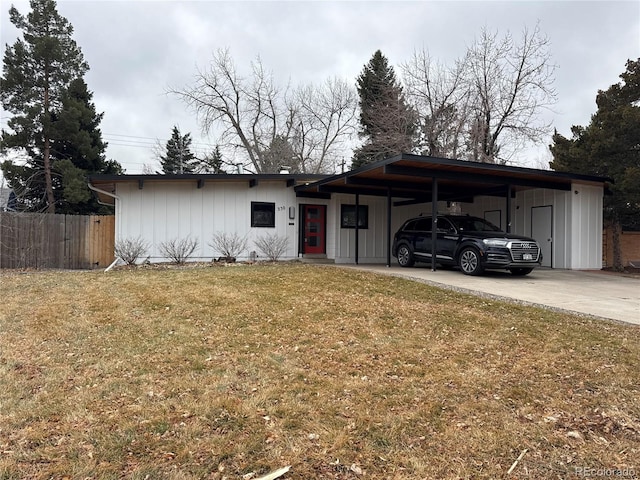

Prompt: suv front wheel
[
  {"left": 458, "top": 247, "right": 484, "bottom": 276},
  {"left": 396, "top": 244, "right": 415, "bottom": 267}
]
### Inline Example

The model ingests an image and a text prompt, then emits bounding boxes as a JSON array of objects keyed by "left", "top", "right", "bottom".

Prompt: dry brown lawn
[{"left": 0, "top": 263, "right": 638, "bottom": 479}]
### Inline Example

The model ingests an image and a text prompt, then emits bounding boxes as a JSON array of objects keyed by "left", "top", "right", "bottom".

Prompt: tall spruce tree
[
  {"left": 550, "top": 59, "right": 640, "bottom": 270},
  {"left": 51, "top": 78, "right": 123, "bottom": 214},
  {"left": 197, "top": 145, "right": 226, "bottom": 173},
  {"left": 159, "top": 126, "right": 197, "bottom": 174},
  {"left": 1, "top": 0, "right": 88, "bottom": 213},
  {"left": 352, "top": 50, "right": 417, "bottom": 169}
]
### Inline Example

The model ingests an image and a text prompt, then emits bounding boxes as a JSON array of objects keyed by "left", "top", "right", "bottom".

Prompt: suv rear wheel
[
  {"left": 458, "top": 247, "right": 483, "bottom": 276},
  {"left": 396, "top": 244, "right": 415, "bottom": 267}
]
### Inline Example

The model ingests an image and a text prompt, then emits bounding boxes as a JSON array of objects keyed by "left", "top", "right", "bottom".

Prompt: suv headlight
[{"left": 483, "top": 238, "right": 508, "bottom": 247}]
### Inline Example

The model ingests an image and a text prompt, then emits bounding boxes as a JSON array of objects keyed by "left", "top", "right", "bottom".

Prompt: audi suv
[{"left": 392, "top": 214, "right": 542, "bottom": 276}]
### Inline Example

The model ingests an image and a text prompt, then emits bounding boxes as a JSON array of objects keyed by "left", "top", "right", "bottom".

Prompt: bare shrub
[
  {"left": 254, "top": 233, "right": 288, "bottom": 262},
  {"left": 159, "top": 237, "right": 199, "bottom": 264},
  {"left": 115, "top": 237, "right": 149, "bottom": 265},
  {"left": 209, "top": 232, "right": 248, "bottom": 260}
]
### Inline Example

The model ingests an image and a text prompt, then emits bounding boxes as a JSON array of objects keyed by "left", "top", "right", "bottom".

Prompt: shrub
[
  {"left": 114, "top": 237, "right": 149, "bottom": 265},
  {"left": 159, "top": 237, "right": 199, "bottom": 264},
  {"left": 209, "top": 232, "right": 248, "bottom": 260},
  {"left": 254, "top": 233, "right": 288, "bottom": 262}
]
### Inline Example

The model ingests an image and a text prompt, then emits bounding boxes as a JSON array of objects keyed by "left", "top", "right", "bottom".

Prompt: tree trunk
[
  {"left": 610, "top": 219, "right": 624, "bottom": 272},
  {"left": 43, "top": 137, "right": 55, "bottom": 213},
  {"left": 43, "top": 63, "right": 55, "bottom": 213}
]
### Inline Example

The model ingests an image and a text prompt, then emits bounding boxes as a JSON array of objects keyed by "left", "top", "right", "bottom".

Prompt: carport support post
[
  {"left": 431, "top": 177, "right": 438, "bottom": 272},
  {"left": 386, "top": 187, "right": 392, "bottom": 267},
  {"left": 506, "top": 184, "right": 512, "bottom": 233},
  {"left": 355, "top": 193, "right": 360, "bottom": 265}
]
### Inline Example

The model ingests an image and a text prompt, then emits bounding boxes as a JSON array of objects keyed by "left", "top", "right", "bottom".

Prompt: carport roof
[{"left": 294, "top": 153, "right": 611, "bottom": 202}]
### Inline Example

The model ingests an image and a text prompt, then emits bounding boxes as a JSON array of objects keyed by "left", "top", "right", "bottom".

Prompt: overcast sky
[{"left": 1, "top": 0, "right": 639, "bottom": 175}]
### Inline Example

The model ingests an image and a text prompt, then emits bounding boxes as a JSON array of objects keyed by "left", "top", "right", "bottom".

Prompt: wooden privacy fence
[{"left": 0, "top": 213, "right": 115, "bottom": 269}]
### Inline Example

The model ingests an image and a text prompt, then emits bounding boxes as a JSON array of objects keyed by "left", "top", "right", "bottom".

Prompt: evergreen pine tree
[
  {"left": 197, "top": 145, "right": 226, "bottom": 173},
  {"left": 352, "top": 50, "right": 417, "bottom": 169},
  {"left": 50, "top": 78, "right": 123, "bottom": 214},
  {"left": 0, "top": 0, "right": 88, "bottom": 213},
  {"left": 160, "top": 126, "right": 197, "bottom": 174}
]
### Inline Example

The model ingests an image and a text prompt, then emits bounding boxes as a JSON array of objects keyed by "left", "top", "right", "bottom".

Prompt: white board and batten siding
[
  {"left": 568, "top": 183, "right": 603, "bottom": 269},
  {"left": 331, "top": 194, "right": 388, "bottom": 264},
  {"left": 464, "top": 184, "right": 603, "bottom": 269},
  {"left": 330, "top": 196, "right": 449, "bottom": 264},
  {"left": 115, "top": 180, "right": 300, "bottom": 262}
]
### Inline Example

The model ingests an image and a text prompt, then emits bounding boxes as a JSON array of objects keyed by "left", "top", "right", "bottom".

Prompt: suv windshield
[{"left": 449, "top": 217, "right": 502, "bottom": 233}]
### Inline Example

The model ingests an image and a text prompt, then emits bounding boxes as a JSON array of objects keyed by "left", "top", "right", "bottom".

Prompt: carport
[{"left": 295, "top": 153, "right": 611, "bottom": 269}]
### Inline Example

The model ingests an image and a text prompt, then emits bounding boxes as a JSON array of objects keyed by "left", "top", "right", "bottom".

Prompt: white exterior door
[{"left": 531, "top": 205, "right": 553, "bottom": 267}]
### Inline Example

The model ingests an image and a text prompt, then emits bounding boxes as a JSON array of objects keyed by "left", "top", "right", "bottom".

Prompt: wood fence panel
[
  {"left": 0, "top": 213, "right": 115, "bottom": 269},
  {"left": 88, "top": 215, "right": 115, "bottom": 268}
]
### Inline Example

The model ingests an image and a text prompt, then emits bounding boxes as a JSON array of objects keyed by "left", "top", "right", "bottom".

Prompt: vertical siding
[
  {"left": 116, "top": 180, "right": 302, "bottom": 262},
  {"left": 570, "top": 183, "right": 603, "bottom": 269},
  {"left": 332, "top": 197, "right": 448, "bottom": 264},
  {"left": 552, "top": 192, "right": 569, "bottom": 269}
]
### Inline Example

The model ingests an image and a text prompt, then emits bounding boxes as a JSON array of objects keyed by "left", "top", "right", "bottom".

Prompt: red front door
[{"left": 303, "top": 205, "right": 326, "bottom": 254}]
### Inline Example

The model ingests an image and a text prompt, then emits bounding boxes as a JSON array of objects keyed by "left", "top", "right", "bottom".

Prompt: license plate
[{"left": 523, "top": 253, "right": 533, "bottom": 261}]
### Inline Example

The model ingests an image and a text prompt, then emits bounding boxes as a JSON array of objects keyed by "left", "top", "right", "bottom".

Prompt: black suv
[{"left": 392, "top": 214, "right": 542, "bottom": 276}]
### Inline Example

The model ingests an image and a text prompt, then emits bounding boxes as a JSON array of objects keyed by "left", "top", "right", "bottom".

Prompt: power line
[{"left": 104, "top": 132, "right": 219, "bottom": 149}]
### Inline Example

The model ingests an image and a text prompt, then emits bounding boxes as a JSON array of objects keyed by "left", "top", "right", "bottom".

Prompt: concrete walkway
[{"left": 336, "top": 265, "right": 640, "bottom": 326}]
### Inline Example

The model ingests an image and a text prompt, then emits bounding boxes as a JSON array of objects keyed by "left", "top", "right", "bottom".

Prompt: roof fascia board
[
  {"left": 88, "top": 173, "right": 329, "bottom": 184},
  {"left": 383, "top": 165, "right": 572, "bottom": 191},
  {"left": 345, "top": 176, "right": 432, "bottom": 191},
  {"left": 399, "top": 153, "right": 612, "bottom": 184}
]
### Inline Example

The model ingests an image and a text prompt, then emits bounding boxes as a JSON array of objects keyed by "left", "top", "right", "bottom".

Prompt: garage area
[{"left": 296, "top": 153, "right": 611, "bottom": 270}]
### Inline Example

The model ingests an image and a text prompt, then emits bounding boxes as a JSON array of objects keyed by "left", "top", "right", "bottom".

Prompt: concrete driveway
[{"left": 337, "top": 265, "right": 640, "bottom": 326}]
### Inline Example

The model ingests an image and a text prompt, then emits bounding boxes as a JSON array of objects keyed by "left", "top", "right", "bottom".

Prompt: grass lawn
[{"left": 0, "top": 263, "right": 638, "bottom": 479}]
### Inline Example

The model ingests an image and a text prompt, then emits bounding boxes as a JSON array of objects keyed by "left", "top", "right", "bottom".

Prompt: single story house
[{"left": 88, "top": 153, "right": 611, "bottom": 269}]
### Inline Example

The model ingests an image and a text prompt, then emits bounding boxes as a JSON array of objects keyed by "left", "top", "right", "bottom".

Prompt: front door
[{"left": 303, "top": 205, "right": 326, "bottom": 254}]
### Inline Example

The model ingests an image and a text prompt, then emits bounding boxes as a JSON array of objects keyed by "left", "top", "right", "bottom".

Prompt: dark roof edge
[
  {"left": 295, "top": 152, "right": 612, "bottom": 189},
  {"left": 89, "top": 173, "right": 329, "bottom": 183},
  {"left": 398, "top": 153, "right": 614, "bottom": 184}
]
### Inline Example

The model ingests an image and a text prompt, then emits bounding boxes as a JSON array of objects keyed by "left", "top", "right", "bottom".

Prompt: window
[
  {"left": 251, "top": 202, "right": 275, "bottom": 227},
  {"left": 340, "top": 204, "right": 368, "bottom": 229},
  {"left": 437, "top": 217, "right": 456, "bottom": 234},
  {"left": 414, "top": 218, "right": 430, "bottom": 231}
]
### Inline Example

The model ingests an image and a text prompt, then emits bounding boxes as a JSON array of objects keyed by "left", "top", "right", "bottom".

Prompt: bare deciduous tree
[
  {"left": 171, "top": 49, "right": 356, "bottom": 174},
  {"left": 291, "top": 78, "right": 358, "bottom": 173},
  {"left": 402, "top": 50, "right": 470, "bottom": 159},
  {"left": 465, "top": 24, "right": 557, "bottom": 164},
  {"left": 401, "top": 24, "right": 557, "bottom": 164}
]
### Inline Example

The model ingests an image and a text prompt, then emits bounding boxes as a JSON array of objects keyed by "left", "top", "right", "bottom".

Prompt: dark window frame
[
  {"left": 251, "top": 201, "right": 276, "bottom": 228},
  {"left": 340, "top": 204, "right": 369, "bottom": 229}
]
